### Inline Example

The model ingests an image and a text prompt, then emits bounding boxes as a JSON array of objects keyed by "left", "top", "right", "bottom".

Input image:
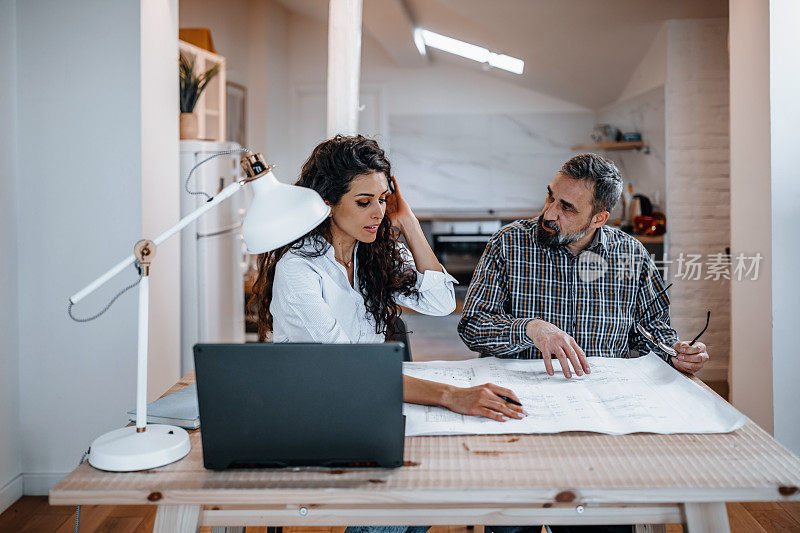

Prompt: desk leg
[
  {"left": 153, "top": 504, "right": 201, "bottom": 533},
  {"left": 683, "top": 502, "right": 730, "bottom": 533}
]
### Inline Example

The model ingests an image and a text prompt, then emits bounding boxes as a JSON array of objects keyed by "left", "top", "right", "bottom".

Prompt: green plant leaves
[{"left": 179, "top": 53, "right": 220, "bottom": 113}]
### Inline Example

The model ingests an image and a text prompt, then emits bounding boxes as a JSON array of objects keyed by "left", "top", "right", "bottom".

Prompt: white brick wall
[{"left": 666, "top": 18, "right": 731, "bottom": 380}]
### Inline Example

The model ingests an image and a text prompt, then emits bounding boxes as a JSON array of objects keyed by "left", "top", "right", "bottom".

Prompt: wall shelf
[
  {"left": 179, "top": 39, "right": 226, "bottom": 142},
  {"left": 572, "top": 141, "right": 645, "bottom": 151},
  {"left": 634, "top": 234, "right": 664, "bottom": 244}
]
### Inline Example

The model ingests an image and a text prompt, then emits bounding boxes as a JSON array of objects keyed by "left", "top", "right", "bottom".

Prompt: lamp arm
[
  {"left": 152, "top": 180, "right": 243, "bottom": 246},
  {"left": 69, "top": 180, "right": 245, "bottom": 305}
]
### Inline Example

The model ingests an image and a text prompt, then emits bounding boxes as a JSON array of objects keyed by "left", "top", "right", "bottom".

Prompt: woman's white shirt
[{"left": 270, "top": 238, "right": 457, "bottom": 343}]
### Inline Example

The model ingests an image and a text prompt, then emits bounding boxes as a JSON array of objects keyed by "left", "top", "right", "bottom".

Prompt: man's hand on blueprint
[
  {"left": 442, "top": 383, "right": 526, "bottom": 422},
  {"left": 670, "top": 340, "right": 709, "bottom": 374},
  {"left": 526, "top": 319, "right": 591, "bottom": 378}
]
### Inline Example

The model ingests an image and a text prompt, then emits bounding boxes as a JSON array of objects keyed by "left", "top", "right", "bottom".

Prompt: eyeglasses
[{"left": 635, "top": 282, "right": 711, "bottom": 358}]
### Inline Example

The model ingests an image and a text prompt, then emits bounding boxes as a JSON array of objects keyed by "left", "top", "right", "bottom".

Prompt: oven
[{"left": 431, "top": 220, "right": 502, "bottom": 286}]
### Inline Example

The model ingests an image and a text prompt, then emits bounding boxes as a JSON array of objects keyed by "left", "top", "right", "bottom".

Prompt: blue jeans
[
  {"left": 344, "top": 526, "right": 431, "bottom": 533},
  {"left": 487, "top": 526, "right": 632, "bottom": 533}
]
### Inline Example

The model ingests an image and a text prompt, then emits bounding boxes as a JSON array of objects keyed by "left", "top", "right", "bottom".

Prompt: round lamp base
[{"left": 88, "top": 425, "right": 191, "bottom": 471}]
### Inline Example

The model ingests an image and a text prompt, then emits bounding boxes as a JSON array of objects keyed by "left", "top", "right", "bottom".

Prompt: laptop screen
[{"left": 194, "top": 342, "right": 406, "bottom": 469}]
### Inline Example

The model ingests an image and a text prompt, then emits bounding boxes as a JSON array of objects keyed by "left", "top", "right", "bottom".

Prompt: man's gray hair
[{"left": 560, "top": 153, "right": 623, "bottom": 214}]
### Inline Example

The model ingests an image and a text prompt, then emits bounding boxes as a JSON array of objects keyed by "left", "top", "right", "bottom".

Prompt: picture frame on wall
[{"left": 226, "top": 81, "right": 247, "bottom": 148}]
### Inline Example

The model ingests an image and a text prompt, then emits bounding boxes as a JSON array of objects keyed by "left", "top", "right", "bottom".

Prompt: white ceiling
[{"left": 275, "top": 0, "right": 728, "bottom": 109}]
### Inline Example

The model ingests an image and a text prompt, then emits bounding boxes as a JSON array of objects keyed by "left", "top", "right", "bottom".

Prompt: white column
[
  {"left": 327, "top": 0, "right": 363, "bottom": 137},
  {"left": 769, "top": 0, "right": 800, "bottom": 455},
  {"left": 729, "top": 0, "right": 773, "bottom": 433}
]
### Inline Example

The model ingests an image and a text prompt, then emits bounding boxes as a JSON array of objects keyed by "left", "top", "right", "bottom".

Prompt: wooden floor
[{"left": 2, "top": 497, "right": 800, "bottom": 533}]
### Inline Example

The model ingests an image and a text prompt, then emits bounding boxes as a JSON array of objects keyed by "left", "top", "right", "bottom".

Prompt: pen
[{"left": 498, "top": 395, "right": 522, "bottom": 406}]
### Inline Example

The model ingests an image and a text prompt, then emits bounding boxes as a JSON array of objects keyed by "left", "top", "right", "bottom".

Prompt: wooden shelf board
[
  {"left": 634, "top": 234, "right": 664, "bottom": 244},
  {"left": 572, "top": 141, "right": 645, "bottom": 151}
]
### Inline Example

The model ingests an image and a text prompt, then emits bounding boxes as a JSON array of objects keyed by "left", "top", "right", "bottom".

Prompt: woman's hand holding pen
[
  {"left": 442, "top": 383, "right": 526, "bottom": 422},
  {"left": 403, "top": 375, "right": 524, "bottom": 422}
]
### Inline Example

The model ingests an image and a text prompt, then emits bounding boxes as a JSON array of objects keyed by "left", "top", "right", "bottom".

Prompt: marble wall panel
[{"left": 389, "top": 111, "right": 595, "bottom": 212}]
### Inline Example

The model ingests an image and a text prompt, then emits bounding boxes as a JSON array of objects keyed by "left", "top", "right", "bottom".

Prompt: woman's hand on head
[
  {"left": 442, "top": 383, "right": 526, "bottom": 422},
  {"left": 385, "top": 175, "right": 416, "bottom": 232}
]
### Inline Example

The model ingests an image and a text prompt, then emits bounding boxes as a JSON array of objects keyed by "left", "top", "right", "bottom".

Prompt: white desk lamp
[{"left": 69, "top": 153, "right": 330, "bottom": 471}]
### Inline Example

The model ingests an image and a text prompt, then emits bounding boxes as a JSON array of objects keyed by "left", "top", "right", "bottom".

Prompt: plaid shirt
[{"left": 457, "top": 219, "right": 678, "bottom": 361}]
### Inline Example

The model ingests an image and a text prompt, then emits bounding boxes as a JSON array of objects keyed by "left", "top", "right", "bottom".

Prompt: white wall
[
  {"left": 616, "top": 23, "right": 668, "bottom": 104},
  {"left": 251, "top": 0, "right": 291, "bottom": 166},
  {"left": 142, "top": 0, "right": 181, "bottom": 403},
  {"left": 0, "top": 0, "right": 23, "bottom": 515},
  {"left": 10, "top": 0, "right": 179, "bottom": 495},
  {"left": 729, "top": 0, "right": 799, "bottom": 452},
  {"left": 729, "top": 0, "right": 773, "bottom": 433},
  {"left": 769, "top": 0, "right": 800, "bottom": 455},
  {"left": 665, "top": 18, "right": 731, "bottom": 382},
  {"left": 179, "top": 0, "right": 251, "bottom": 87}
]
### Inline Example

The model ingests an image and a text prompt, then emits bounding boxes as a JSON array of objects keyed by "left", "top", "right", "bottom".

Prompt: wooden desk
[{"left": 50, "top": 372, "right": 800, "bottom": 532}]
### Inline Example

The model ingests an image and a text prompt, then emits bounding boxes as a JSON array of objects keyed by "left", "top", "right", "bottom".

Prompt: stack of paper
[{"left": 128, "top": 383, "right": 200, "bottom": 429}]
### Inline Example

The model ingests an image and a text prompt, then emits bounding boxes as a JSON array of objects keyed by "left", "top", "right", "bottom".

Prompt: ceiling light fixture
[
  {"left": 413, "top": 27, "right": 427, "bottom": 56},
  {"left": 413, "top": 28, "right": 524, "bottom": 75}
]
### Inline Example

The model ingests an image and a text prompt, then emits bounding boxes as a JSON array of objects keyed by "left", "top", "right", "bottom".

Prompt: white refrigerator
[{"left": 179, "top": 140, "right": 250, "bottom": 374}]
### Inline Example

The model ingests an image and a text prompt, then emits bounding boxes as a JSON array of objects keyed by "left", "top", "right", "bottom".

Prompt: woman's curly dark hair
[{"left": 249, "top": 134, "right": 419, "bottom": 341}]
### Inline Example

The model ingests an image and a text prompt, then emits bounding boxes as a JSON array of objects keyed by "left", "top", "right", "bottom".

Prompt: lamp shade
[{"left": 242, "top": 169, "right": 330, "bottom": 254}]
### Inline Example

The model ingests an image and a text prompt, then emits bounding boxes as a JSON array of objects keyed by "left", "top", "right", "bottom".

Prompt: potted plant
[{"left": 179, "top": 53, "right": 220, "bottom": 139}]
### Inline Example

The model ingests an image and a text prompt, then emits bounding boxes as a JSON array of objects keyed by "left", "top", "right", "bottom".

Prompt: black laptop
[{"left": 193, "top": 342, "right": 406, "bottom": 470}]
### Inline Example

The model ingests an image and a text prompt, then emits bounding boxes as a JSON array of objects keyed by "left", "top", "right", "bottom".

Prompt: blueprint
[{"left": 402, "top": 353, "right": 746, "bottom": 436}]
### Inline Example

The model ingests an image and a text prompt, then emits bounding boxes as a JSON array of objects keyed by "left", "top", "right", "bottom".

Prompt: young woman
[{"left": 250, "top": 134, "right": 524, "bottom": 422}]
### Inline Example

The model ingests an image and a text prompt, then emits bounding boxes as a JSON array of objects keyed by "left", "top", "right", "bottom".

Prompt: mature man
[
  {"left": 457, "top": 153, "right": 710, "bottom": 533},
  {"left": 458, "top": 153, "right": 709, "bottom": 377}
]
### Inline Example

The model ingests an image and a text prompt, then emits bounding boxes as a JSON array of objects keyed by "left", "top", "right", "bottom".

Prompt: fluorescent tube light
[
  {"left": 419, "top": 29, "right": 489, "bottom": 63},
  {"left": 488, "top": 53, "right": 524, "bottom": 75},
  {"left": 415, "top": 29, "right": 524, "bottom": 75},
  {"left": 413, "top": 28, "right": 427, "bottom": 56}
]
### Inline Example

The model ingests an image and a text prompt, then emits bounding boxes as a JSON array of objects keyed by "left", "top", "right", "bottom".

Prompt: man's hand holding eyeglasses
[{"left": 671, "top": 341, "right": 709, "bottom": 374}]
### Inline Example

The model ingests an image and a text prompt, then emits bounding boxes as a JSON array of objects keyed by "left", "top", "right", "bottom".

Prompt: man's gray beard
[{"left": 536, "top": 215, "right": 591, "bottom": 248}]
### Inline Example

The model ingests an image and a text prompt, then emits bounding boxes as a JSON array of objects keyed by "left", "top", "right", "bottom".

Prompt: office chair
[{"left": 389, "top": 317, "right": 412, "bottom": 362}]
